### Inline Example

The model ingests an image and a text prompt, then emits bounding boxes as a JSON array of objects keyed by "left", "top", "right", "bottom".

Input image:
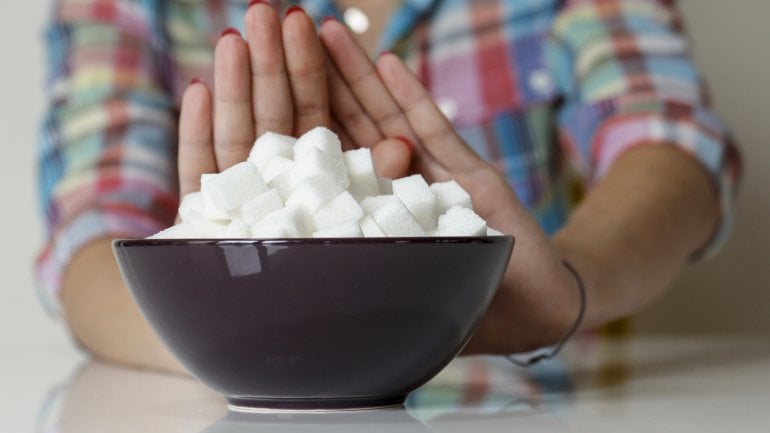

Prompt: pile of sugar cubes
[{"left": 150, "top": 127, "right": 503, "bottom": 239}]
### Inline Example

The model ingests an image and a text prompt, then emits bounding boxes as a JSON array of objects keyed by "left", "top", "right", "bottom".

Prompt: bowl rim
[{"left": 113, "top": 236, "right": 514, "bottom": 247}]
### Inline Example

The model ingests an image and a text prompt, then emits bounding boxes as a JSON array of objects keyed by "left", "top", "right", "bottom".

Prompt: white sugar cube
[
  {"left": 149, "top": 127, "right": 494, "bottom": 241},
  {"left": 292, "top": 147, "right": 350, "bottom": 190},
  {"left": 359, "top": 215, "right": 385, "bottom": 237},
  {"left": 487, "top": 227, "right": 504, "bottom": 236},
  {"left": 312, "top": 221, "right": 363, "bottom": 238},
  {"left": 430, "top": 180, "right": 472, "bottom": 214},
  {"left": 240, "top": 189, "right": 284, "bottom": 226},
  {"left": 200, "top": 175, "right": 231, "bottom": 220},
  {"left": 178, "top": 192, "right": 204, "bottom": 222},
  {"left": 285, "top": 176, "right": 345, "bottom": 217},
  {"left": 149, "top": 222, "right": 198, "bottom": 239},
  {"left": 229, "top": 208, "right": 242, "bottom": 222},
  {"left": 205, "top": 162, "right": 267, "bottom": 210},
  {"left": 377, "top": 176, "right": 393, "bottom": 194},
  {"left": 200, "top": 194, "right": 231, "bottom": 220},
  {"left": 266, "top": 164, "right": 296, "bottom": 201},
  {"left": 392, "top": 174, "right": 437, "bottom": 230},
  {"left": 344, "top": 148, "right": 379, "bottom": 200},
  {"left": 251, "top": 220, "right": 301, "bottom": 238},
  {"left": 361, "top": 195, "right": 399, "bottom": 214},
  {"left": 372, "top": 199, "right": 425, "bottom": 237},
  {"left": 256, "top": 205, "right": 313, "bottom": 236},
  {"left": 294, "top": 126, "right": 343, "bottom": 161},
  {"left": 247, "top": 132, "right": 295, "bottom": 172},
  {"left": 312, "top": 191, "right": 364, "bottom": 230},
  {"left": 216, "top": 220, "right": 251, "bottom": 238},
  {"left": 436, "top": 206, "right": 487, "bottom": 236},
  {"left": 201, "top": 173, "right": 217, "bottom": 185},
  {"left": 188, "top": 217, "right": 228, "bottom": 237},
  {"left": 262, "top": 155, "right": 294, "bottom": 183}
]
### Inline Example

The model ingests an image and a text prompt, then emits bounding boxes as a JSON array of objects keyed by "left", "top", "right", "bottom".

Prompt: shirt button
[
  {"left": 529, "top": 70, "right": 554, "bottom": 95},
  {"left": 437, "top": 97, "right": 458, "bottom": 121}
]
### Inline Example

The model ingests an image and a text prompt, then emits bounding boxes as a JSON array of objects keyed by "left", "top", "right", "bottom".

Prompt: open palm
[{"left": 177, "top": 4, "right": 581, "bottom": 354}]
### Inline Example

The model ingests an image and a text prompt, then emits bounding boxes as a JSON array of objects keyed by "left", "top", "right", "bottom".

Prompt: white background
[
  {"left": 0, "top": 1, "right": 70, "bottom": 346},
  {"left": 1, "top": 1, "right": 769, "bottom": 348}
]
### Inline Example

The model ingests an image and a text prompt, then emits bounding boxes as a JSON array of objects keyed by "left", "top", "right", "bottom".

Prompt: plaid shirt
[{"left": 37, "top": 0, "right": 741, "bottom": 314}]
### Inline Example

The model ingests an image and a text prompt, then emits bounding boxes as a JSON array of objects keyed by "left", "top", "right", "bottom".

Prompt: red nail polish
[
  {"left": 322, "top": 15, "right": 337, "bottom": 25},
  {"left": 285, "top": 5, "right": 304, "bottom": 17},
  {"left": 395, "top": 136, "right": 414, "bottom": 153},
  {"left": 248, "top": 0, "right": 270, "bottom": 8},
  {"left": 190, "top": 77, "right": 205, "bottom": 86},
  {"left": 220, "top": 27, "right": 241, "bottom": 38}
]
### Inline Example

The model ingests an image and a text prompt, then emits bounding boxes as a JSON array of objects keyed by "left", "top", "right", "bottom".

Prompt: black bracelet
[{"left": 506, "top": 260, "right": 587, "bottom": 367}]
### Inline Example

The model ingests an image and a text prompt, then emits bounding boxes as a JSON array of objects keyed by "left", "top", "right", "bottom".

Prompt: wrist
[
  {"left": 507, "top": 260, "right": 586, "bottom": 366},
  {"left": 463, "top": 248, "right": 585, "bottom": 355},
  {"left": 525, "top": 257, "right": 587, "bottom": 349},
  {"left": 552, "top": 230, "right": 605, "bottom": 331}
]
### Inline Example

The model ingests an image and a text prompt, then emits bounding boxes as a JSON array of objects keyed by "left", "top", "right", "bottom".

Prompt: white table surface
[{"left": 3, "top": 334, "right": 770, "bottom": 433}]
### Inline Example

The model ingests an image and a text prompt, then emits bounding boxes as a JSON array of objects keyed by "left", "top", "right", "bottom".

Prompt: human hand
[
  {"left": 177, "top": 4, "right": 324, "bottom": 197},
  {"left": 320, "top": 20, "right": 584, "bottom": 354},
  {"left": 177, "top": 3, "right": 583, "bottom": 354},
  {"left": 177, "top": 4, "right": 410, "bottom": 198}
]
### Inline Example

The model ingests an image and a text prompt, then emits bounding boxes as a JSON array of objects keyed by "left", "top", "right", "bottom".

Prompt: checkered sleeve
[
  {"left": 550, "top": 0, "right": 742, "bottom": 258},
  {"left": 36, "top": 0, "right": 179, "bottom": 315}
]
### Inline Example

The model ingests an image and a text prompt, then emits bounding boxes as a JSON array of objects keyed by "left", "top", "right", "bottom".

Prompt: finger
[
  {"left": 326, "top": 53, "right": 383, "bottom": 148},
  {"left": 331, "top": 118, "right": 356, "bottom": 151},
  {"left": 376, "top": 53, "right": 483, "bottom": 173},
  {"left": 178, "top": 79, "right": 216, "bottom": 197},
  {"left": 283, "top": 7, "right": 331, "bottom": 135},
  {"left": 244, "top": 2, "right": 293, "bottom": 136},
  {"left": 371, "top": 137, "right": 413, "bottom": 179},
  {"left": 319, "top": 19, "right": 416, "bottom": 142},
  {"left": 214, "top": 28, "right": 254, "bottom": 170}
]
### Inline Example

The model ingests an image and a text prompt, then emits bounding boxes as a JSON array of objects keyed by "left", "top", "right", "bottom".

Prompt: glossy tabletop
[{"left": 3, "top": 334, "right": 770, "bottom": 432}]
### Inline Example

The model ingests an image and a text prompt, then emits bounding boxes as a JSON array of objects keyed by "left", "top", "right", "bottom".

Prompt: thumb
[{"left": 371, "top": 136, "right": 413, "bottom": 180}]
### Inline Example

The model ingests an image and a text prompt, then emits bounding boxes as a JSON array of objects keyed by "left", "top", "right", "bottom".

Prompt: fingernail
[
  {"left": 190, "top": 77, "right": 205, "bottom": 86},
  {"left": 220, "top": 27, "right": 241, "bottom": 38},
  {"left": 395, "top": 136, "right": 414, "bottom": 153},
  {"left": 322, "top": 15, "right": 337, "bottom": 25},
  {"left": 248, "top": 0, "right": 270, "bottom": 8},
  {"left": 378, "top": 50, "right": 391, "bottom": 58},
  {"left": 285, "top": 5, "right": 304, "bottom": 17}
]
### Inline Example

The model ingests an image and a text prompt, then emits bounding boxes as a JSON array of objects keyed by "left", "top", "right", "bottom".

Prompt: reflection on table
[
  {"left": 36, "top": 335, "right": 770, "bottom": 433},
  {"left": 42, "top": 354, "right": 570, "bottom": 433}
]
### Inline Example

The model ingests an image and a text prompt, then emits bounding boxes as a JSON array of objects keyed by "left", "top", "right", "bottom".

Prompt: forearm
[
  {"left": 41, "top": 0, "right": 179, "bottom": 369},
  {"left": 553, "top": 144, "right": 719, "bottom": 329},
  {"left": 61, "top": 237, "right": 186, "bottom": 375}
]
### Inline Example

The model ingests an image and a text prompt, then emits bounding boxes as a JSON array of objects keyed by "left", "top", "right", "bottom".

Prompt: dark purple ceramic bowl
[{"left": 112, "top": 236, "right": 513, "bottom": 411}]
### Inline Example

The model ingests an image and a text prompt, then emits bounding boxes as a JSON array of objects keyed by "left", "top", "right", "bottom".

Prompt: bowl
[{"left": 112, "top": 236, "right": 514, "bottom": 411}]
